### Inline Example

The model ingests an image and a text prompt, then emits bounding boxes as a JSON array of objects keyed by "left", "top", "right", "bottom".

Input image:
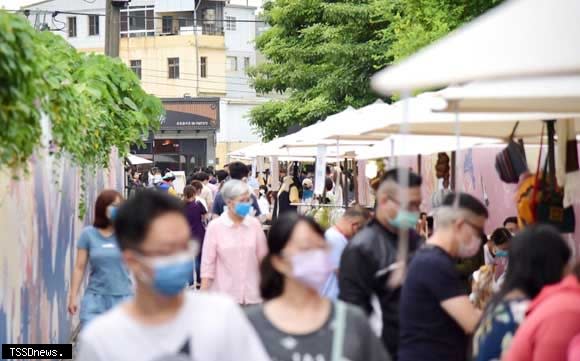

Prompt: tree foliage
[
  {"left": 249, "top": 0, "right": 502, "bottom": 140},
  {"left": 0, "top": 11, "right": 163, "bottom": 171}
]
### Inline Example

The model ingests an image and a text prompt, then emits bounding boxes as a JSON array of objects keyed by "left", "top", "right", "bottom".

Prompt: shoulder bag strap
[{"left": 331, "top": 301, "right": 347, "bottom": 361}]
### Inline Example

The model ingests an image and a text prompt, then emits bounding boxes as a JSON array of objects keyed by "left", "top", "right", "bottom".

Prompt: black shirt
[
  {"left": 338, "top": 219, "right": 421, "bottom": 358},
  {"left": 398, "top": 245, "right": 468, "bottom": 361}
]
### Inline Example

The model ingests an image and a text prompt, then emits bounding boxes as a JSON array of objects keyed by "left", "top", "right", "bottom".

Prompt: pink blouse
[{"left": 201, "top": 213, "right": 268, "bottom": 304}]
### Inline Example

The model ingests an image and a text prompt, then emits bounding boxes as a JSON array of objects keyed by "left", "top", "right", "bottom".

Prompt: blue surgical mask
[
  {"left": 495, "top": 250, "right": 508, "bottom": 258},
  {"left": 388, "top": 210, "right": 420, "bottom": 229},
  {"left": 146, "top": 256, "right": 194, "bottom": 296},
  {"left": 303, "top": 189, "right": 314, "bottom": 199},
  {"left": 234, "top": 202, "right": 252, "bottom": 217},
  {"left": 108, "top": 206, "right": 118, "bottom": 221}
]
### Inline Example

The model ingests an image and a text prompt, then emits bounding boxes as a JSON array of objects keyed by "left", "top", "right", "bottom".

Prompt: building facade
[{"left": 24, "top": 0, "right": 269, "bottom": 170}]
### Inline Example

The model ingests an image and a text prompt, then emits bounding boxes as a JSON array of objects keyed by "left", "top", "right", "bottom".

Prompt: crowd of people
[{"left": 70, "top": 164, "right": 580, "bottom": 361}]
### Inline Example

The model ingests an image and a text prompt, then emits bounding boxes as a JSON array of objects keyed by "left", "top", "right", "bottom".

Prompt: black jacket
[{"left": 338, "top": 219, "right": 421, "bottom": 359}]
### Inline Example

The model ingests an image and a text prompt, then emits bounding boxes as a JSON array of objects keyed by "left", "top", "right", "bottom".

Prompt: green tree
[{"left": 249, "top": 0, "right": 501, "bottom": 140}]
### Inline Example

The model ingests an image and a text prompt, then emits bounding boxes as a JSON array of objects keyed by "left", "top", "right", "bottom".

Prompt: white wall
[
  {"left": 224, "top": 5, "right": 256, "bottom": 98},
  {"left": 218, "top": 99, "right": 262, "bottom": 143},
  {"left": 24, "top": 0, "right": 106, "bottom": 50}
]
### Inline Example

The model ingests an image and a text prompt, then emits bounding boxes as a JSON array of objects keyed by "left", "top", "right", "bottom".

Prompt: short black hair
[
  {"left": 192, "top": 171, "right": 209, "bottom": 182},
  {"left": 381, "top": 168, "right": 422, "bottom": 188},
  {"left": 228, "top": 161, "right": 249, "bottom": 180},
  {"left": 442, "top": 192, "right": 489, "bottom": 218},
  {"left": 490, "top": 227, "right": 512, "bottom": 246},
  {"left": 216, "top": 169, "right": 228, "bottom": 182},
  {"left": 114, "top": 190, "right": 185, "bottom": 251},
  {"left": 503, "top": 216, "right": 518, "bottom": 226}
]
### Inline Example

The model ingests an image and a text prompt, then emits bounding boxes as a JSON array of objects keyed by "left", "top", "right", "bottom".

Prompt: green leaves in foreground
[{"left": 0, "top": 10, "right": 163, "bottom": 172}]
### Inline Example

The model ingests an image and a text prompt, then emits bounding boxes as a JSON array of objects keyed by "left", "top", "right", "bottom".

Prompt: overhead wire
[{"left": 12, "top": 9, "right": 267, "bottom": 24}]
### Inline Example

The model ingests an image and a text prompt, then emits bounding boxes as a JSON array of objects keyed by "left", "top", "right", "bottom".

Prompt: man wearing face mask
[
  {"left": 398, "top": 192, "right": 487, "bottom": 361},
  {"left": 339, "top": 168, "right": 423, "bottom": 358},
  {"left": 76, "top": 190, "right": 270, "bottom": 361}
]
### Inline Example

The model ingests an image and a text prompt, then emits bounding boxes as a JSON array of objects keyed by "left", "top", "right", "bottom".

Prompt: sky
[{"left": 0, "top": 0, "right": 40, "bottom": 10}]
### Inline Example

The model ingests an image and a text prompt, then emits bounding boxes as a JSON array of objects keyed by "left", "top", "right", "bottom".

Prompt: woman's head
[
  {"left": 499, "top": 224, "right": 571, "bottom": 300},
  {"left": 221, "top": 179, "right": 251, "bottom": 218},
  {"left": 183, "top": 185, "right": 196, "bottom": 201},
  {"left": 94, "top": 190, "right": 123, "bottom": 229},
  {"left": 260, "top": 213, "right": 328, "bottom": 300}
]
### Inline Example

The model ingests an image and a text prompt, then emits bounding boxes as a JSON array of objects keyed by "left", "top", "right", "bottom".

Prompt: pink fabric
[
  {"left": 201, "top": 213, "right": 268, "bottom": 305},
  {"left": 569, "top": 335, "right": 580, "bottom": 361},
  {"left": 504, "top": 276, "right": 580, "bottom": 361}
]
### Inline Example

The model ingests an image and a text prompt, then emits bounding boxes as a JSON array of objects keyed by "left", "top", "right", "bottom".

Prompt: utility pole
[
  {"left": 193, "top": 0, "right": 200, "bottom": 96},
  {"left": 105, "top": 0, "right": 121, "bottom": 57}
]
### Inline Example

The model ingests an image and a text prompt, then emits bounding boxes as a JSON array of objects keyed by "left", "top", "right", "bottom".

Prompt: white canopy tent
[
  {"left": 356, "top": 134, "right": 500, "bottom": 160},
  {"left": 437, "top": 75, "right": 580, "bottom": 113},
  {"left": 280, "top": 106, "right": 386, "bottom": 149},
  {"left": 355, "top": 96, "right": 580, "bottom": 139},
  {"left": 324, "top": 100, "right": 395, "bottom": 141},
  {"left": 371, "top": 0, "right": 580, "bottom": 94},
  {"left": 127, "top": 154, "right": 153, "bottom": 165}
]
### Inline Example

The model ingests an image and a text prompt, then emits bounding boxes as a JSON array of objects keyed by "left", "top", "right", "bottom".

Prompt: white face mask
[{"left": 289, "top": 249, "right": 333, "bottom": 291}]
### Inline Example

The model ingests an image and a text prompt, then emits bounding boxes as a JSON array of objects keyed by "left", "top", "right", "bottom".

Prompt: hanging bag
[
  {"left": 495, "top": 122, "right": 529, "bottom": 183},
  {"left": 535, "top": 120, "right": 576, "bottom": 233}
]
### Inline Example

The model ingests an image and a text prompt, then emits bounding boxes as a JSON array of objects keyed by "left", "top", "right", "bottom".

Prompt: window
[
  {"left": 225, "top": 16, "right": 236, "bottom": 31},
  {"left": 130, "top": 60, "right": 142, "bottom": 79},
  {"left": 168, "top": 58, "right": 180, "bottom": 79},
  {"left": 200, "top": 57, "right": 207, "bottom": 78},
  {"left": 120, "top": 6, "right": 155, "bottom": 38},
  {"left": 226, "top": 56, "right": 238, "bottom": 72},
  {"left": 68, "top": 17, "right": 77, "bottom": 38},
  {"left": 88, "top": 15, "right": 99, "bottom": 36},
  {"left": 162, "top": 16, "right": 173, "bottom": 33},
  {"left": 244, "top": 57, "right": 251, "bottom": 70}
]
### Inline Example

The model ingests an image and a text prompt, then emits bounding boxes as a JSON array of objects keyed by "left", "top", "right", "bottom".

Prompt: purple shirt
[{"left": 185, "top": 200, "right": 207, "bottom": 243}]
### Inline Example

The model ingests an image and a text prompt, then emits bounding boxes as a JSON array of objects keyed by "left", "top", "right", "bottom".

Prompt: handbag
[
  {"left": 495, "top": 122, "right": 529, "bottom": 183},
  {"left": 535, "top": 120, "right": 576, "bottom": 233}
]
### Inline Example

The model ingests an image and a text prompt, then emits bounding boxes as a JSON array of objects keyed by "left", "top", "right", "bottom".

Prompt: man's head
[
  {"left": 434, "top": 192, "right": 489, "bottom": 258},
  {"left": 114, "top": 190, "right": 195, "bottom": 298},
  {"left": 503, "top": 216, "right": 519, "bottom": 234},
  {"left": 375, "top": 168, "right": 423, "bottom": 230},
  {"left": 216, "top": 169, "right": 228, "bottom": 183},
  {"left": 490, "top": 227, "right": 512, "bottom": 255},
  {"left": 163, "top": 171, "right": 176, "bottom": 184},
  {"left": 192, "top": 171, "right": 210, "bottom": 185},
  {"left": 228, "top": 161, "right": 250, "bottom": 181},
  {"left": 337, "top": 206, "right": 371, "bottom": 239}
]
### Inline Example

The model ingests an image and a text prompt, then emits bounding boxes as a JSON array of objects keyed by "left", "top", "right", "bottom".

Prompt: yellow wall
[
  {"left": 216, "top": 141, "right": 257, "bottom": 168},
  {"left": 119, "top": 34, "right": 226, "bottom": 98}
]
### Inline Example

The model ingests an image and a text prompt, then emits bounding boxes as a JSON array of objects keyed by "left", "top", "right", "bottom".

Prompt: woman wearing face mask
[
  {"left": 470, "top": 228, "right": 512, "bottom": 309},
  {"left": 472, "top": 225, "right": 571, "bottom": 361},
  {"left": 68, "top": 190, "right": 132, "bottom": 327},
  {"left": 200, "top": 179, "right": 268, "bottom": 306},
  {"left": 246, "top": 212, "right": 389, "bottom": 361}
]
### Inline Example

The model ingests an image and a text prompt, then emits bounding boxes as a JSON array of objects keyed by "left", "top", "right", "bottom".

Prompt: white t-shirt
[{"left": 77, "top": 291, "right": 270, "bottom": 361}]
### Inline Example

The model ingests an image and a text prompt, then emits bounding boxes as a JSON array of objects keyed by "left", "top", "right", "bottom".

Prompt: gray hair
[
  {"left": 434, "top": 206, "right": 474, "bottom": 228},
  {"left": 221, "top": 179, "right": 250, "bottom": 202}
]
